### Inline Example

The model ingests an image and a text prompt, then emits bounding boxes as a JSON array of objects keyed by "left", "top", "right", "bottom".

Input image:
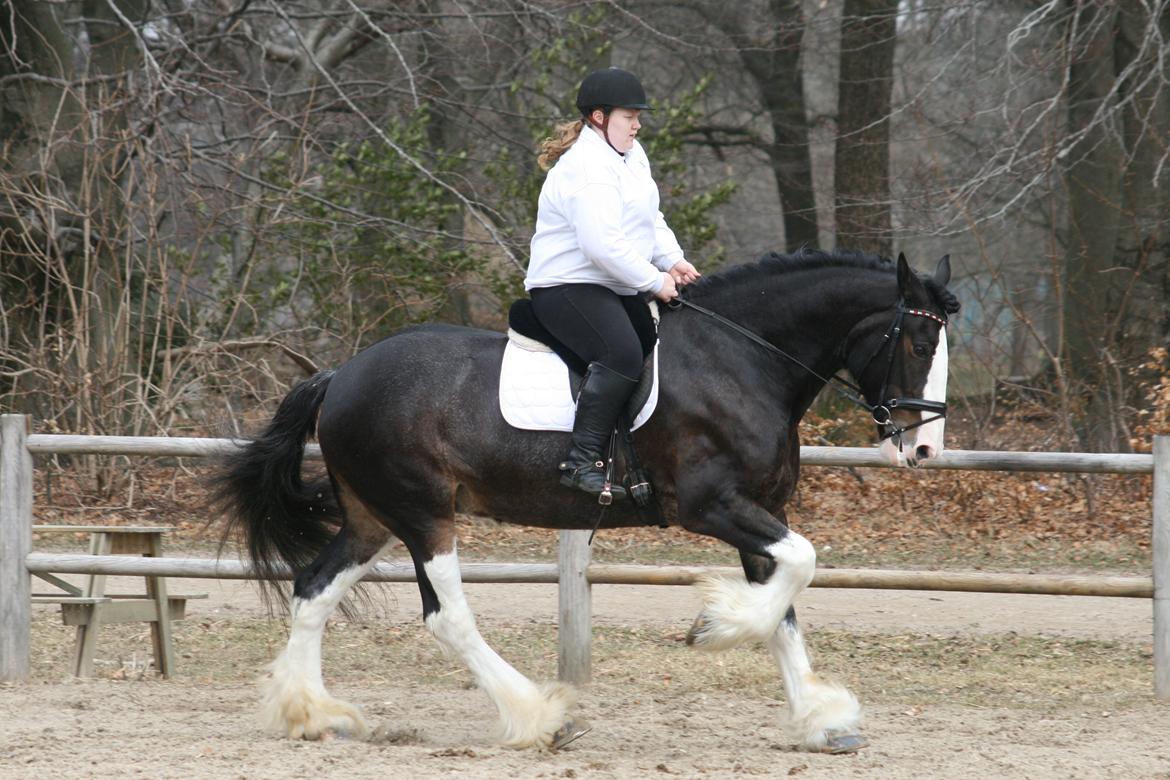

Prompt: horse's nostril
[{"left": 915, "top": 444, "right": 935, "bottom": 462}]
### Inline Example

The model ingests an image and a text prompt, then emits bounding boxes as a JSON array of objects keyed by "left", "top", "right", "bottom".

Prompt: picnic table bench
[{"left": 31, "top": 525, "right": 206, "bottom": 677}]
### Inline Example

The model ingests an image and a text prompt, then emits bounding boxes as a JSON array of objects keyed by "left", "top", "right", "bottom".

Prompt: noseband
[{"left": 668, "top": 297, "right": 947, "bottom": 444}]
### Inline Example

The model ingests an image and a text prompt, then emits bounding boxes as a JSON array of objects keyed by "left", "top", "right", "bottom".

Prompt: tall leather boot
[{"left": 559, "top": 362, "right": 639, "bottom": 501}]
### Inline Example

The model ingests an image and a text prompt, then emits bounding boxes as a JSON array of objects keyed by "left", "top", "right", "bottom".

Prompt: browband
[{"left": 903, "top": 307, "right": 947, "bottom": 326}]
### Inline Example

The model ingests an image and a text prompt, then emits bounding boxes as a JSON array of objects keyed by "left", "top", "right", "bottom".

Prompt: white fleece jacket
[{"left": 525, "top": 127, "right": 685, "bottom": 295}]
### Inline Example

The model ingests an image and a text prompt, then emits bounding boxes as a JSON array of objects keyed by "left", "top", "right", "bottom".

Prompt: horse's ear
[
  {"left": 896, "top": 252, "right": 914, "bottom": 300},
  {"left": 933, "top": 254, "right": 952, "bottom": 288}
]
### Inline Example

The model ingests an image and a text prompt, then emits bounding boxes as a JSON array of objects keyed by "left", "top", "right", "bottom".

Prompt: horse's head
[{"left": 843, "top": 253, "right": 957, "bottom": 468}]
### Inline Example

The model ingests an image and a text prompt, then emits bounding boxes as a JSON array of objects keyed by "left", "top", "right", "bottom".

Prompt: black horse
[{"left": 214, "top": 249, "right": 956, "bottom": 754}]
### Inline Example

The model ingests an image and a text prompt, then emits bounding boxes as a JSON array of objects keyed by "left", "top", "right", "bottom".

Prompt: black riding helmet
[{"left": 575, "top": 67, "right": 652, "bottom": 115}]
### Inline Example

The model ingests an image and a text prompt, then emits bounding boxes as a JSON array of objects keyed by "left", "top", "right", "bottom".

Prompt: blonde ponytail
[{"left": 537, "top": 119, "right": 585, "bottom": 170}]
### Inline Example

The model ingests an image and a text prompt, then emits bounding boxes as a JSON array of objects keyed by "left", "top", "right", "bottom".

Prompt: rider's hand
[
  {"left": 669, "top": 260, "right": 701, "bottom": 286},
  {"left": 654, "top": 272, "right": 679, "bottom": 302}
]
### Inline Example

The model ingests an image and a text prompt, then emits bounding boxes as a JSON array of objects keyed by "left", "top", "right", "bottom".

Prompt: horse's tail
[{"left": 212, "top": 370, "right": 341, "bottom": 610}]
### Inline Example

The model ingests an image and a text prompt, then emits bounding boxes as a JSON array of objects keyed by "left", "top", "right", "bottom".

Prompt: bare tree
[
  {"left": 0, "top": 1, "right": 738, "bottom": 466},
  {"left": 5, "top": 0, "right": 1167, "bottom": 463},
  {"left": 834, "top": 0, "right": 897, "bottom": 256},
  {"left": 1062, "top": 0, "right": 1170, "bottom": 449},
  {"left": 615, "top": 1, "right": 819, "bottom": 252},
  {"left": 876, "top": 1, "right": 1169, "bottom": 450}
]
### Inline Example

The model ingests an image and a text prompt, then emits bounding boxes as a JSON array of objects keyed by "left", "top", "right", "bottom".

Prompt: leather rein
[{"left": 667, "top": 296, "right": 947, "bottom": 444}]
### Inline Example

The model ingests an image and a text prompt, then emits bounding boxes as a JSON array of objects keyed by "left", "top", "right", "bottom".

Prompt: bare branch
[
  {"left": 266, "top": 0, "right": 525, "bottom": 274},
  {"left": 158, "top": 338, "right": 319, "bottom": 376}
]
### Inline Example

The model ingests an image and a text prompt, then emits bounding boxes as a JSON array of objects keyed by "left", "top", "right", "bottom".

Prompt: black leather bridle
[
  {"left": 850, "top": 301, "right": 948, "bottom": 444},
  {"left": 668, "top": 297, "right": 948, "bottom": 444}
]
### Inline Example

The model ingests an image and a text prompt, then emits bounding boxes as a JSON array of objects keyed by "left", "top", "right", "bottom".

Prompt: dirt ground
[{"left": 3, "top": 578, "right": 1169, "bottom": 780}]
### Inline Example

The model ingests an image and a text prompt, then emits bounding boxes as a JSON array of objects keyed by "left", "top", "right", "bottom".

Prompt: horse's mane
[
  {"left": 687, "top": 247, "right": 959, "bottom": 314},
  {"left": 686, "top": 248, "right": 888, "bottom": 296}
]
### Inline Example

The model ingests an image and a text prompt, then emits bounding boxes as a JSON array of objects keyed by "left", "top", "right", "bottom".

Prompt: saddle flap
[{"left": 498, "top": 340, "right": 659, "bottom": 432}]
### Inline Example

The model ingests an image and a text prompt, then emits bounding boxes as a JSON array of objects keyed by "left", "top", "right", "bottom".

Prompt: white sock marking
[{"left": 423, "top": 548, "right": 572, "bottom": 747}]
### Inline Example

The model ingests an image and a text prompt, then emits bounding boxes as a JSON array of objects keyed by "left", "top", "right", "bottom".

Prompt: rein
[{"left": 667, "top": 297, "right": 947, "bottom": 444}]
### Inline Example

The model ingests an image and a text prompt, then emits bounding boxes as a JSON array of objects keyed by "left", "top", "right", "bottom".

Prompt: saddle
[
  {"left": 502, "top": 296, "right": 662, "bottom": 511},
  {"left": 505, "top": 296, "right": 659, "bottom": 421}
]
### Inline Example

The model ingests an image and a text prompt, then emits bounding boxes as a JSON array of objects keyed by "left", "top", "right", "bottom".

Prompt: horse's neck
[
  {"left": 697, "top": 267, "right": 895, "bottom": 371},
  {"left": 670, "top": 268, "right": 894, "bottom": 426}
]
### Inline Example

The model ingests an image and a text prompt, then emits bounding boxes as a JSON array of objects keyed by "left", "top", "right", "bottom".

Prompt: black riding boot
[{"left": 559, "top": 362, "right": 639, "bottom": 502}]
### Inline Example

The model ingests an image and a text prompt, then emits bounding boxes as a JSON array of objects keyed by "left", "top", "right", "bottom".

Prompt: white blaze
[{"left": 879, "top": 329, "right": 948, "bottom": 467}]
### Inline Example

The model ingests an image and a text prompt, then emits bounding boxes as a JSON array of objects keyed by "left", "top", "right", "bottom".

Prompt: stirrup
[{"left": 558, "top": 459, "right": 627, "bottom": 504}]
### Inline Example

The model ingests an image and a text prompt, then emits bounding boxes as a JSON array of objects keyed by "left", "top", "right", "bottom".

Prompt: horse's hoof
[
  {"left": 685, "top": 614, "right": 707, "bottom": 646},
  {"left": 818, "top": 730, "right": 868, "bottom": 754},
  {"left": 550, "top": 717, "right": 592, "bottom": 750}
]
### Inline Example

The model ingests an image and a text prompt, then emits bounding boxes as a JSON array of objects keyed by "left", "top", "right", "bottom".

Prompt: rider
[{"left": 526, "top": 66, "right": 701, "bottom": 501}]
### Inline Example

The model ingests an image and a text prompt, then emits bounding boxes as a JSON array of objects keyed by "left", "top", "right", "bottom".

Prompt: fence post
[
  {"left": 557, "top": 529, "right": 592, "bottom": 684},
  {"left": 1154, "top": 435, "right": 1169, "bottom": 700},
  {"left": 0, "top": 415, "right": 33, "bottom": 682}
]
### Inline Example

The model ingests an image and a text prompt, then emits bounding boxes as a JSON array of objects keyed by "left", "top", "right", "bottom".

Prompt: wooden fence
[{"left": 1, "top": 414, "right": 1167, "bottom": 698}]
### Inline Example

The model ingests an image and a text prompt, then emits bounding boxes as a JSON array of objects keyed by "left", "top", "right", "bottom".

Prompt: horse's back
[
  {"left": 316, "top": 324, "right": 506, "bottom": 462},
  {"left": 333, "top": 323, "right": 502, "bottom": 393}
]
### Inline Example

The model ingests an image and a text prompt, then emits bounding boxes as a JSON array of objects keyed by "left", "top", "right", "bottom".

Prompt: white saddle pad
[{"left": 498, "top": 332, "right": 659, "bottom": 432}]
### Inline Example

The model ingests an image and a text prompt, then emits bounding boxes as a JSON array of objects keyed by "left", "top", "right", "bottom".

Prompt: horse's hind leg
[
  {"left": 406, "top": 526, "right": 583, "bottom": 749},
  {"left": 262, "top": 496, "right": 393, "bottom": 740}
]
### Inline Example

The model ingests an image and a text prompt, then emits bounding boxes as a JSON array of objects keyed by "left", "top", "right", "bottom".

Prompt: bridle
[
  {"left": 667, "top": 297, "right": 948, "bottom": 445},
  {"left": 849, "top": 301, "right": 948, "bottom": 444}
]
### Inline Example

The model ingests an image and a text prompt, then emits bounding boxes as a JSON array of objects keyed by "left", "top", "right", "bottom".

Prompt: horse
[{"left": 213, "top": 248, "right": 957, "bottom": 754}]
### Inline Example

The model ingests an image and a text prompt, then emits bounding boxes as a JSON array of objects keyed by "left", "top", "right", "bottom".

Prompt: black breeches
[{"left": 529, "top": 284, "right": 645, "bottom": 379}]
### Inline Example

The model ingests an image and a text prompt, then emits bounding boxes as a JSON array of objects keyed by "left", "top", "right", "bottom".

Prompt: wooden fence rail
[
  {"left": 1, "top": 415, "right": 1167, "bottom": 699},
  {"left": 20, "top": 554, "right": 1155, "bottom": 597}
]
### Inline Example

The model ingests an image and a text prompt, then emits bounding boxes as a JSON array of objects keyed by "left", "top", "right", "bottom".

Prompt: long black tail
[{"left": 212, "top": 370, "right": 340, "bottom": 609}]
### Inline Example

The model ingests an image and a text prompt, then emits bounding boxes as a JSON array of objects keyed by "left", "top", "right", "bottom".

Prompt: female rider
[{"left": 526, "top": 67, "right": 701, "bottom": 501}]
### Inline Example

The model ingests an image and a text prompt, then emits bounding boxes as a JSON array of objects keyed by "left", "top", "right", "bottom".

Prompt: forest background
[{"left": 2, "top": 0, "right": 1169, "bottom": 512}]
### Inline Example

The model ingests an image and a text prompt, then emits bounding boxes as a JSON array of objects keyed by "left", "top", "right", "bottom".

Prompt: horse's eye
[{"left": 912, "top": 343, "right": 931, "bottom": 358}]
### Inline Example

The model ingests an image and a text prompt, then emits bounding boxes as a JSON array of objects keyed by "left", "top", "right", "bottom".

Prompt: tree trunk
[
  {"left": 760, "top": 52, "right": 820, "bottom": 252},
  {"left": 2, "top": 2, "right": 145, "bottom": 452},
  {"left": 689, "top": 1, "right": 819, "bottom": 251},
  {"left": 1116, "top": 2, "right": 1170, "bottom": 357},
  {"left": 1, "top": 2, "right": 89, "bottom": 407},
  {"left": 741, "top": 2, "right": 819, "bottom": 251},
  {"left": 834, "top": 0, "right": 897, "bottom": 256},
  {"left": 1062, "top": 2, "right": 1127, "bottom": 450}
]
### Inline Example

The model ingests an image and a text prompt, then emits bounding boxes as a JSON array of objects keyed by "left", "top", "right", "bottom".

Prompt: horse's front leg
[
  {"left": 679, "top": 492, "right": 863, "bottom": 753},
  {"left": 768, "top": 605, "right": 866, "bottom": 753}
]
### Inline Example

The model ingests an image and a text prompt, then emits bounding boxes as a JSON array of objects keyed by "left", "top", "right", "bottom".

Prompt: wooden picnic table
[{"left": 31, "top": 525, "right": 205, "bottom": 677}]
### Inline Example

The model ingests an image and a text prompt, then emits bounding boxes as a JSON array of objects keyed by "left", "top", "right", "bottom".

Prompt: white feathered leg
[
  {"left": 687, "top": 529, "right": 865, "bottom": 752},
  {"left": 687, "top": 532, "right": 817, "bottom": 650},
  {"left": 768, "top": 612, "right": 862, "bottom": 751},
  {"left": 260, "top": 548, "right": 389, "bottom": 740},
  {"left": 423, "top": 547, "right": 576, "bottom": 748}
]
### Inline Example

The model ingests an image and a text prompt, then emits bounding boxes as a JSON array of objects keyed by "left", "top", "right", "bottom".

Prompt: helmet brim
[{"left": 579, "top": 103, "right": 653, "bottom": 114}]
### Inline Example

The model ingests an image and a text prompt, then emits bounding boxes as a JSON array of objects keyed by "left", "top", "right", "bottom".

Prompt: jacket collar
[
  {"left": 577, "top": 124, "right": 647, "bottom": 169},
  {"left": 578, "top": 125, "right": 625, "bottom": 159}
]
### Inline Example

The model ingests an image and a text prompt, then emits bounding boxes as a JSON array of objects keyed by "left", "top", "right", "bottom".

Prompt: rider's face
[{"left": 591, "top": 108, "right": 641, "bottom": 153}]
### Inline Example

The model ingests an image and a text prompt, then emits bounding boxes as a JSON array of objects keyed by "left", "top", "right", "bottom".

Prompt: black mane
[
  {"left": 686, "top": 248, "right": 891, "bottom": 298},
  {"left": 687, "top": 247, "right": 958, "bottom": 315}
]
